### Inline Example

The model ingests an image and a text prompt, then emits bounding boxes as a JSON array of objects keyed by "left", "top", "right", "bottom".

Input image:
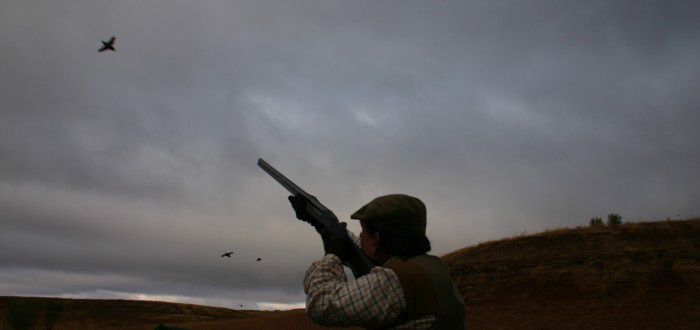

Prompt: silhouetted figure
[
  {"left": 256, "top": 257, "right": 262, "bottom": 262},
  {"left": 292, "top": 194, "right": 466, "bottom": 328},
  {"left": 98, "top": 36, "right": 116, "bottom": 52},
  {"left": 221, "top": 251, "right": 234, "bottom": 258}
]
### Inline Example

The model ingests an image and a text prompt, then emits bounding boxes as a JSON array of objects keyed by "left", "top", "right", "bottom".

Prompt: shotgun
[{"left": 258, "top": 158, "right": 374, "bottom": 277}]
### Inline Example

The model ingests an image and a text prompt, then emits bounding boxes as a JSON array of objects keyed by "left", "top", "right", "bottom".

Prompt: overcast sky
[{"left": 1, "top": 0, "right": 699, "bottom": 310}]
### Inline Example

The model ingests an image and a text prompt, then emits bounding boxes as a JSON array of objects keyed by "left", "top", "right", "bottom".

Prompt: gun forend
[{"left": 257, "top": 158, "right": 328, "bottom": 212}]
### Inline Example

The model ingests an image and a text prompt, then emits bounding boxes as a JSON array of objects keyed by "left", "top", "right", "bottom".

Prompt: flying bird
[
  {"left": 98, "top": 36, "right": 116, "bottom": 52},
  {"left": 221, "top": 251, "right": 234, "bottom": 258},
  {"left": 256, "top": 257, "right": 262, "bottom": 262}
]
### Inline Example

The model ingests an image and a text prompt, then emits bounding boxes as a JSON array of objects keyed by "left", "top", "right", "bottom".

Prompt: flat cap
[{"left": 350, "top": 194, "right": 426, "bottom": 238}]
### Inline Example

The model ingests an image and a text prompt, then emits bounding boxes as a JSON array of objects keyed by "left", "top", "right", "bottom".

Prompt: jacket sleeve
[{"left": 303, "top": 254, "right": 406, "bottom": 328}]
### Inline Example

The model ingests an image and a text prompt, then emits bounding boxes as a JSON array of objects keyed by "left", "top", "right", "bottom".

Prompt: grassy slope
[
  {"left": 1, "top": 218, "right": 699, "bottom": 329},
  {"left": 443, "top": 218, "right": 700, "bottom": 329},
  {"left": 0, "top": 297, "right": 253, "bottom": 329},
  {"left": 444, "top": 218, "right": 700, "bottom": 301}
]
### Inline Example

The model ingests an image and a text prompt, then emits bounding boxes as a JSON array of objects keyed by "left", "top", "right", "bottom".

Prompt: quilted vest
[{"left": 385, "top": 254, "right": 466, "bottom": 329}]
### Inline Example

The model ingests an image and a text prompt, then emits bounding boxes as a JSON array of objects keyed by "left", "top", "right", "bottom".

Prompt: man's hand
[
  {"left": 320, "top": 222, "right": 354, "bottom": 261},
  {"left": 288, "top": 195, "right": 324, "bottom": 234},
  {"left": 289, "top": 195, "right": 351, "bottom": 259}
]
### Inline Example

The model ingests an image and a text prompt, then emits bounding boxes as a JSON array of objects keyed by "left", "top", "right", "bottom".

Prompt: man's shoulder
[
  {"left": 383, "top": 254, "right": 435, "bottom": 285},
  {"left": 383, "top": 254, "right": 453, "bottom": 290},
  {"left": 385, "top": 254, "right": 443, "bottom": 268}
]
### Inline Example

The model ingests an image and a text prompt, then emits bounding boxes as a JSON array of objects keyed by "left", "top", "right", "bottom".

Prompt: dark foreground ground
[{"left": 1, "top": 294, "right": 699, "bottom": 329}]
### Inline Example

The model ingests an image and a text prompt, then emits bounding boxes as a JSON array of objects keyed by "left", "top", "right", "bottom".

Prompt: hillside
[
  {"left": 0, "top": 297, "right": 357, "bottom": 330},
  {"left": 1, "top": 218, "right": 699, "bottom": 329},
  {"left": 444, "top": 218, "right": 700, "bottom": 329}
]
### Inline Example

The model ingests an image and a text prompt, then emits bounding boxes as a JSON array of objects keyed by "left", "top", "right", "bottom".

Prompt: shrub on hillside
[
  {"left": 590, "top": 217, "right": 604, "bottom": 227},
  {"left": 607, "top": 213, "right": 622, "bottom": 226}
]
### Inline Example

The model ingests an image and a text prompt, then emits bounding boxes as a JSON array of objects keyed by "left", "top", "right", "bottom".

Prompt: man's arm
[{"left": 303, "top": 254, "right": 405, "bottom": 328}]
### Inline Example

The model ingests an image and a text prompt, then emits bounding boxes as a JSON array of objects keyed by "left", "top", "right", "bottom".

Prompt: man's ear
[{"left": 370, "top": 232, "right": 381, "bottom": 254}]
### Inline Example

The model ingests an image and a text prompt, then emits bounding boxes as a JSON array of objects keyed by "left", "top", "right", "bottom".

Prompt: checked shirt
[{"left": 303, "top": 232, "right": 435, "bottom": 329}]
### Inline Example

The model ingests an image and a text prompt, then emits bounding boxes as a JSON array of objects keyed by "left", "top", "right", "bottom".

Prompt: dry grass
[
  {"left": 441, "top": 218, "right": 700, "bottom": 328},
  {"left": 444, "top": 218, "right": 700, "bottom": 301}
]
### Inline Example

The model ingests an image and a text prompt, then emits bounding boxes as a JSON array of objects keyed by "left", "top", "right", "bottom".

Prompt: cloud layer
[{"left": 1, "top": 0, "right": 699, "bottom": 308}]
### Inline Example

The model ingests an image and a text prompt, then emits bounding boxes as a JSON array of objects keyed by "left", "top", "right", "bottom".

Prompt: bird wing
[
  {"left": 109, "top": 36, "right": 116, "bottom": 44},
  {"left": 98, "top": 45, "right": 109, "bottom": 52}
]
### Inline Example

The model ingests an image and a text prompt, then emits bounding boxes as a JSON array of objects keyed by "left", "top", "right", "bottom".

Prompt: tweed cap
[{"left": 350, "top": 194, "right": 426, "bottom": 238}]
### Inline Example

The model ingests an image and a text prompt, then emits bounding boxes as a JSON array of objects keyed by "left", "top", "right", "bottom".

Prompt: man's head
[{"left": 351, "top": 194, "right": 431, "bottom": 263}]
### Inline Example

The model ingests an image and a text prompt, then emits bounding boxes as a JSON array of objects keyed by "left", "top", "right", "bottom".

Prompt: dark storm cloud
[{"left": 1, "top": 0, "right": 699, "bottom": 308}]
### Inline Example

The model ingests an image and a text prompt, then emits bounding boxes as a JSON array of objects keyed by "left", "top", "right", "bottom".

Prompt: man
[{"left": 289, "top": 194, "right": 466, "bottom": 329}]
